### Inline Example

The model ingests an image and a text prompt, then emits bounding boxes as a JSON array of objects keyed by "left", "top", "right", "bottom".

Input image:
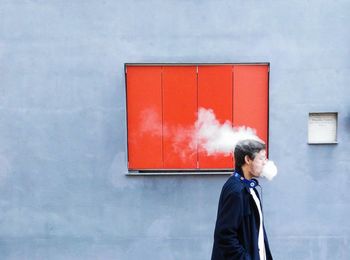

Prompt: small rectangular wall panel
[
  {"left": 198, "top": 66, "right": 234, "bottom": 169},
  {"left": 162, "top": 66, "right": 197, "bottom": 169},
  {"left": 233, "top": 65, "right": 269, "bottom": 149},
  {"left": 308, "top": 112, "right": 338, "bottom": 144},
  {"left": 126, "top": 66, "right": 163, "bottom": 169}
]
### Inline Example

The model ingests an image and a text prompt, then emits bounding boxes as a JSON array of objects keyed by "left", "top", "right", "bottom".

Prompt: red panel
[
  {"left": 126, "top": 66, "right": 163, "bottom": 169},
  {"left": 197, "top": 66, "right": 234, "bottom": 169},
  {"left": 233, "top": 65, "right": 269, "bottom": 153},
  {"left": 162, "top": 66, "right": 197, "bottom": 169}
]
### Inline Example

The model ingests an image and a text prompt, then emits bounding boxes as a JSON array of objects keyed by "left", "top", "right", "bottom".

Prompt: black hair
[{"left": 234, "top": 139, "right": 266, "bottom": 173}]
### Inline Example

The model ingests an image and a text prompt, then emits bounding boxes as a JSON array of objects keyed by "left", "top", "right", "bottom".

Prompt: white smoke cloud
[
  {"left": 139, "top": 108, "right": 163, "bottom": 137},
  {"left": 191, "top": 108, "right": 278, "bottom": 181},
  {"left": 138, "top": 107, "right": 278, "bottom": 181},
  {"left": 261, "top": 160, "right": 278, "bottom": 181},
  {"left": 138, "top": 108, "right": 193, "bottom": 162},
  {"left": 190, "top": 107, "right": 262, "bottom": 155}
]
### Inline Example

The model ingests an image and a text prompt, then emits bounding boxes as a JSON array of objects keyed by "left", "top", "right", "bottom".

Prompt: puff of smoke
[
  {"left": 261, "top": 160, "right": 278, "bottom": 181},
  {"left": 139, "top": 108, "right": 163, "bottom": 137},
  {"left": 191, "top": 108, "right": 262, "bottom": 155}
]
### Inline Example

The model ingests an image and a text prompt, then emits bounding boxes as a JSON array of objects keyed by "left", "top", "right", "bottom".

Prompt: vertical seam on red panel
[
  {"left": 196, "top": 66, "right": 199, "bottom": 169},
  {"left": 232, "top": 65, "right": 235, "bottom": 169},
  {"left": 232, "top": 65, "right": 235, "bottom": 127},
  {"left": 267, "top": 64, "right": 270, "bottom": 159},
  {"left": 161, "top": 66, "right": 164, "bottom": 168}
]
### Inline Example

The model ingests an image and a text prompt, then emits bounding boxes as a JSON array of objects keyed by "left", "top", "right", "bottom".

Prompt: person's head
[{"left": 234, "top": 139, "right": 267, "bottom": 179}]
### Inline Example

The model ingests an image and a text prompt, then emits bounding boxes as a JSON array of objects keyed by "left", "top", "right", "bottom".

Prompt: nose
[{"left": 263, "top": 159, "right": 267, "bottom": 166}]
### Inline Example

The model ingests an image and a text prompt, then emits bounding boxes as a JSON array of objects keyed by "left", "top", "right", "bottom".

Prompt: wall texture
[{"left": 0, "top": 0, "right": 349, "bottom": 259}]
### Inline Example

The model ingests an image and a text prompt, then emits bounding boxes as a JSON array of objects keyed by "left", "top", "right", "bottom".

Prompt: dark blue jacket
[{"left": 211, "top": 175, "right": 273, "bottom": 260}]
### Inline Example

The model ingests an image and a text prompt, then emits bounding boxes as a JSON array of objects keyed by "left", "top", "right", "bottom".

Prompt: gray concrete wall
[{"left": 0, "top": 0, "right": 349, "bottom": 259}]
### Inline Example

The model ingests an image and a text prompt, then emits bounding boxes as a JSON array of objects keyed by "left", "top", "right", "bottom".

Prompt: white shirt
[{"left": 250, "top": 188, "right": 266, "bottom": 260}]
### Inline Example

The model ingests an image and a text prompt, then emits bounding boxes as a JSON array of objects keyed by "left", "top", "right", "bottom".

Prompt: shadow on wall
[
  {"left": 109, "top": 151, "right": 144, "bottom": 190},
  {"left": 345, "top": 113, "right": 350, "bottom": 133}
]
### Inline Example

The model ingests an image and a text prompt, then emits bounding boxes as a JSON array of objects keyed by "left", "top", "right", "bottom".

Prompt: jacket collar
[{"left": 233, "top": 170, "right": 259, "bottom": 192}]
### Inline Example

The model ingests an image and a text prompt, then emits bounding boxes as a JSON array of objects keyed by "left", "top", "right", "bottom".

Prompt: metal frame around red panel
[{"left": 125, "top": 63, "right": 269, "bottom": 171}]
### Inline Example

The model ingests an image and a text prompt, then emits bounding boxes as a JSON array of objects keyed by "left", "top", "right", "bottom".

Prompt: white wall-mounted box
[{"left": 308, "top": 112, "right": 338, "bottom": 144}]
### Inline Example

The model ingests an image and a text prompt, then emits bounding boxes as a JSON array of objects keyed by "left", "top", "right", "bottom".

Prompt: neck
[{"left": 242, "top": 166, "right": 253, "bottom": 180}]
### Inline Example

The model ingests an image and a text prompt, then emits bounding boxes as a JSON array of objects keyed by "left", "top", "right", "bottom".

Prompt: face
[{"left": 248, "top": 150, "right": 267, "bottom": 178}]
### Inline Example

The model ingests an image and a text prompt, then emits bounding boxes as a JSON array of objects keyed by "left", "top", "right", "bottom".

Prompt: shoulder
[{"left": 221, "top": 175, "right": 245, "bottom": 196}]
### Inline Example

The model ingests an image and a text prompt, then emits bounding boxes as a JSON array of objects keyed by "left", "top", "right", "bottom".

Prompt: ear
[{"left": 244, "top": 155, "right": 251, "bottom": 165}]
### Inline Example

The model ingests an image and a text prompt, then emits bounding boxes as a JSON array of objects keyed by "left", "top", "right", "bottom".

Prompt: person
[{"left": 211, "top": 139, "right": 273, "bottom": 260}]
